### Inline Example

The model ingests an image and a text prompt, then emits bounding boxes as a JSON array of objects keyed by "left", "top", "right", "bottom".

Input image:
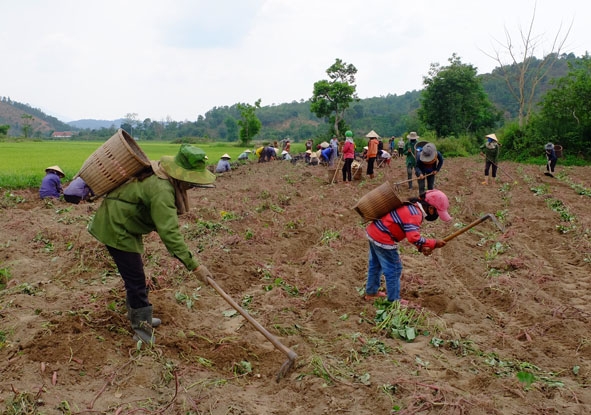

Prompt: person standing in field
[
  {"left": 342, "top": 130, "right": 355, "bottom": 183},
  {"left": 479, "top": 133, "right": 500, "bottom": 185},
  {"left": 544, "top": 142, "right": 558, "bottom": 177},
  {"left": 329, "top": 136, "right": 339, "bottom": 167},
  {"left": 403, "top": 133, "right": 419, "bottom": 190},
  {"left": 415, "top": 142, "right": 444, "bottom": 194},
  {"left": 397, "top": 137, "right": 405, "bottom": 157},
  {"left": 39, "top": 165, "right": 65, "bottom": 199},
  {"left": 363, "top": 190, "right": 451, "bottom": 303},
  {"left": 366, "top": 133, "right": 379, "bottom": 179},
  {"left": 88, "top": 144, "right": 215, "bottom": 345}
]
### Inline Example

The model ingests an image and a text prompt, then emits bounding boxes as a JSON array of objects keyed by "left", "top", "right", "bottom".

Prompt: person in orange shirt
[{"left": 366, "top": 134, "right": 379, "bottom": 179}]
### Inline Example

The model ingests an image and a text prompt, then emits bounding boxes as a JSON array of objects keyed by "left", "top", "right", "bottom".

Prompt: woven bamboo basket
[
  {"left": 554, "top": 145, "right": 563, "bottom": 158},
  {"left": 76, "top": 129, "right": 151, "bottom": 198},
  {"left": 353, "top": 181, "right": 403, "bottom": 221}
]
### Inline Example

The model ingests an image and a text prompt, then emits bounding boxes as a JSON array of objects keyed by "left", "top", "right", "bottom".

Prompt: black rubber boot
[
  {"left": 127, "top": 297, "right": 161, "bottom": 327},
  {"left": 130, "top": 306, "right": 156, "bottom": 345}
]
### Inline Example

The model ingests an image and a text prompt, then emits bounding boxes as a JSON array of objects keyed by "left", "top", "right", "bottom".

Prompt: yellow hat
[{"left": 45, "top": 165, "right": 65, "bottom": 178}]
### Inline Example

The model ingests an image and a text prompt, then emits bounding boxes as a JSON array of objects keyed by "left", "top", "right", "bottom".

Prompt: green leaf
[{"left": 516, "top": 371, "right": 536, "bottom": 387}]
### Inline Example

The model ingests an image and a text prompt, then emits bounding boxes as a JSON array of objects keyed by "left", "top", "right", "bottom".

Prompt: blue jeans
[{"left": 366, "top": 240, "right": 403, "bottom": 302}]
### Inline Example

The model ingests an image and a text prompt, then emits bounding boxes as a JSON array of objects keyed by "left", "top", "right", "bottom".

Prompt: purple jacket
[
  {"left": 63, "top": 177, "right": 93, "bottom": 199},
  {"left": 39, "top": 172, "right": 63, "bottom": 199}
]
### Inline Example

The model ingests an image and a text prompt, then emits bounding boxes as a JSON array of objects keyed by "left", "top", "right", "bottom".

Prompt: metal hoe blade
[{"left": 204, "top": 272, "right": 297, "bottom": 382}]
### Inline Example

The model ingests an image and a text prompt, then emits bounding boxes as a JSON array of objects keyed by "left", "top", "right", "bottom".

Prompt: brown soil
[{"left": 1, "top": 156, "right": 590, "bottom": 414}]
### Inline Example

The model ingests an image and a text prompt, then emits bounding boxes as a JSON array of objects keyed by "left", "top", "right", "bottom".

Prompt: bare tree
[{"left": 484, "top": 3, "right": 572, "bottom": 127}]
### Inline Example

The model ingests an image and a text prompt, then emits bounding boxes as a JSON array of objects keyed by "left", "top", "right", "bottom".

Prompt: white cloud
[{"left": 0, "top": 0, "right": 587, "bottom": 122}]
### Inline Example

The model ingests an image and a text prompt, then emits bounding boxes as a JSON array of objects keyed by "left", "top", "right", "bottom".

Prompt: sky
[{"left": 1, "top": 0, "right": 589, "bottom": 123}]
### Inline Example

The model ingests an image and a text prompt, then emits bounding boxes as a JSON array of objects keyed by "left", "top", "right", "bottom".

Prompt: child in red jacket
[{"left": 364, "top": 190, "right": 451, "bottom": 303}]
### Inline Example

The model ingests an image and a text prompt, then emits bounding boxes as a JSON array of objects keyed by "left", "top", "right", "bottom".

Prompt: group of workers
[{"left": 35, "top": 133, "right": 560, "bottom": 345}]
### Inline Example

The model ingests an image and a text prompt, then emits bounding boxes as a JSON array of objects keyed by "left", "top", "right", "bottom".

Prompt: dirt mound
[{"left": 1, "top": 156, "right": 590, "bottom": 414}]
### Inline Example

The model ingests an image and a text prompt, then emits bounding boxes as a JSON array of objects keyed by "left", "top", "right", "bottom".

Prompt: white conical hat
[
  {"left": 365, "top": 130, "right": 380, "bottom": 138},
  {"left": 45, "top": 165, "right": 65, "bottom": 177},
  {"left": 221, "top": 153, "right": 231, "bottom": 159}
]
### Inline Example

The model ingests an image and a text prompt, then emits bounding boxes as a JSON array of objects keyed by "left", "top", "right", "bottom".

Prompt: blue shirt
[
  {"left": 415, "top": 151, "right": 444, "bottom": 175},
  {"left": 215, "top": 159, "right": 231, "bottom": 173},
  {"left": 39, "top": 172, "right": 62, "bottom": 199}
]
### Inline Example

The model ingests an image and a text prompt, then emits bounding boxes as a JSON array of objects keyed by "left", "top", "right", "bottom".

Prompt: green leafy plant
[
  {"left": 530, "top": 184, "right": 548, "bottom": 195},
  {"left": 320, "top": 230, "right": 340, "bottom": 245},
  {"left": 175, "top": 288, "right": 201, "bottom": 309},
  {"left": 0, "top": 329, "right": 8, "bottom": 350},
  {"left": 263, "top": 277, "right": 299, "bottom": 296},
  {"left": 220, "top": 210, "right": 240, "bottom": 221},
  {"left": 374, "top": 301, "right": 426, "bottom": 342},
  {"left": 233, "top": 360, "right": 252, "bottom": 376},
  {"left": 0, "top": 266, "right": 11, "bottom": 289},
  {"left": 516, "top": 371, "right": 536, "bottom": 389},
  {"left": 485, "top": 241, "right": 509, "bottom": 260}
]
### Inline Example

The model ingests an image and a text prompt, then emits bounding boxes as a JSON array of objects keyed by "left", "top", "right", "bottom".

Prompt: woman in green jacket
[
  {"left": 88, "top": 144, "right": 215, "bottom": 345},
  {"left": 480, "top": 133, "right": 500, "bottom": 185}
]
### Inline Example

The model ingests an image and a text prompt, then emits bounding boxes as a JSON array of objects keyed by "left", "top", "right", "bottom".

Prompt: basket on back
[
  {"left": 353, "top": 181, "right": 403, "bottom": 221},
  {"left": 76, "top": 129, "right": 151, "bottom": 199}
]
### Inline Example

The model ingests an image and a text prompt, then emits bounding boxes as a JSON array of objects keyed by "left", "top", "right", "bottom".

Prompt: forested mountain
[
  {"left": 0, "top": 54, "right": 580, "bottom": 141},
  {"left": 0, "top": 98, "right": 74, "bottom": 137}
]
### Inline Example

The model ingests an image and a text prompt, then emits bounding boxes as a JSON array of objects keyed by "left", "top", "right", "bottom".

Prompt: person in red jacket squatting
[{"left": 363, "top": 189, "right": 452, "bottom": 303}]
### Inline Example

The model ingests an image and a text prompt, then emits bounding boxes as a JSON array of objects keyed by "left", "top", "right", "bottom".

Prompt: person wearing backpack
[{"left": 88, "top": 144, "right": 216, "bottom": 345}]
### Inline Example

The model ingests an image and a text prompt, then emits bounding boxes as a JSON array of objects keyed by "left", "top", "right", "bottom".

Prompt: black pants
[
  {"left": 342, "top": 158, "right": 353, "bottom": 181},
  {"left": 64, "top": 195, "right": 82, "bottom": 204},
  {"left": 484, "top": 160, "right": 497, "bottom": 177},
  {"left": 367, "top": 157, "right": 376, "bottom": 175},
  {"left": 106, "top": 246, "right": 149, "bottom": 309},
  {"left": 417, "top": 174, "right": 435, "bottom": 194}
]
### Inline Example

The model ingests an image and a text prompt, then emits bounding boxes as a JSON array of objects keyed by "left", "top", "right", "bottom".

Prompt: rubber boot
[
  {"left": 127, "top": 297, "right": 161, "bottom": 327},
  {"left": 130, "top": 306, "right": 156, "bottom": 345},
  {"left": 481, "top": 176, "right": 489, "bottom": 185}
]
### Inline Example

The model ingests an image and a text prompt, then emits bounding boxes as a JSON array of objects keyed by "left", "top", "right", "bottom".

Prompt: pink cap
[{"left": 424, "top": 190, "right": 452, "bottom": 222}]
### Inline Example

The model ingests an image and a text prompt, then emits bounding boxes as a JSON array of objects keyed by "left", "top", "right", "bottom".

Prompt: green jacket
[
  {"left": 88, "top": 174, "right": 198, "bottom": 270},
  {"left": 403, "top": 140, "right": 417, "bottom": 167},
  {"left": 480, "top": 142, "right": 500, "bottom": 164}
]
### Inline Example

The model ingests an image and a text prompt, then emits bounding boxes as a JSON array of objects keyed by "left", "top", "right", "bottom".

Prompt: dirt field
[{"left": 1, "top": 155, "right": 590, "bottom": 415}]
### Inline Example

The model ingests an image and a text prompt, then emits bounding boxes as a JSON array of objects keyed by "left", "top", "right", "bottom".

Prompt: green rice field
[{"left": 0, "top": 140, "right": 303, "bottom": 189}]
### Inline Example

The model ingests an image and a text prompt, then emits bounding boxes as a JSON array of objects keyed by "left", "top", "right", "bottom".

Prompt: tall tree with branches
[
  {"left": 484, "top": 3, "right": 572, "bottom": 127},
  {"left": 310, "top": 58, "right": 358, "bottom": 137},
  {"left": 237, "top": 99, "right": 262, "bottom": 146}
]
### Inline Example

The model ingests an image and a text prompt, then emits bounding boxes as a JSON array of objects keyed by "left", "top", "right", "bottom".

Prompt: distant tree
[
  {"left": 224, "top": 117, "right": 239, "bottom": 142},
  {"left": 532, "top": 54, "right": 591, "bottom": 157},
  {"left": 122, "top": 112, "right": 139, "bottom": 137},
  {"left": 21, "top": 114, "right": 34, "bottom": 138},
  {"left": 0, "top": 124, "right": 9, "bottom": 136},
  {"left": 419, "top": 54, "right": 499, "bottom": 137},
  {"left": 310, "top": 58, "right": 358, "bottom": 137},
  {"left": 237, "top": 99, "right": 262, "bottom": 146},
  {"left": 484, "top": 3, "right": 572, "bottom": 127}
]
